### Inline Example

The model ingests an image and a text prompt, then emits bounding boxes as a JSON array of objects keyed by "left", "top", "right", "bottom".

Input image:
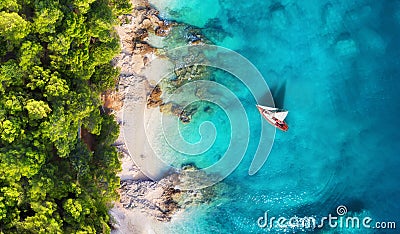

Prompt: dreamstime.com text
[{"left": 257, "top": 205, "right": 396, "bottom": 231}]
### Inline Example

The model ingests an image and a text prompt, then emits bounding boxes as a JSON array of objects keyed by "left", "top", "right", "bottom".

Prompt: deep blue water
[{"left": 149, "top": 0, "right": 400, "bottom": 233}]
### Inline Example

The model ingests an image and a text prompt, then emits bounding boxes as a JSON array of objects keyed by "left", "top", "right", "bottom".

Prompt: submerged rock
[
  {"left": 321, "top": 2, "right": 342, "bottom": 31},
  {"left": 178, "top": 110, "right": 191, "bottom": 123},
  {"left": 344, "top": 5, "right": 372, "bottom": 29},
  {"left": 357, "top": 27, "right": 387, "bottom": 55},
  {"left": 333, "top": 32, "right": 358, "bottom": 58},
  {"left": 159, "top": 102, "right": 196, "bottom": 124},
  {"left": 269, "top": 2, "right": 290, "bottom": 30},
  {"left": 147, "top": 84, "right": 163, "bottom": 108}
]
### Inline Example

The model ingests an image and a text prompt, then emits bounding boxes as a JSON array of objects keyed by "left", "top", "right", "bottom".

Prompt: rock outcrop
[{"left": 118, "top": 170, "right": 216, "bottom": 222}]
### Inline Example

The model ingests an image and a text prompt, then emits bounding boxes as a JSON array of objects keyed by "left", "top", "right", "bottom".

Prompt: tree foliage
[
  {"left": 0, "top": 12, "right": 29, "bottom": 41},
  {"left": 0, "top": 0, "right": 131, "bottom": 232}
]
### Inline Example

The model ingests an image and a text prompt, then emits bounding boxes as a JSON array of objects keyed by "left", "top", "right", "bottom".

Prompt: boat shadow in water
[
  {"left": 262, "top": 80, "right": 288, "bottom": 122},
  {"left": 260, "top": 80, "right": 287, "bottom": 109},
  {"left": 271, "top": 80, "right": 287, "bottom": 109}
]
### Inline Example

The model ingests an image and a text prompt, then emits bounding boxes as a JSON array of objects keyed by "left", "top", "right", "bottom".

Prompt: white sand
[
  {"left": 111, "top": 13, "right": 173, "bottom": 234},
  {"left": 110, "top": 203, "right": 159, "bottom": 234},
  {"left": 110, "top": 1, "right": 188, "bottom": 232}
]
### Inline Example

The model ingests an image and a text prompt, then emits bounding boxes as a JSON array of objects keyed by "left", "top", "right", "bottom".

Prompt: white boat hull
[{"left": 256, "top": 105, "right": 289, "bottom": 132}]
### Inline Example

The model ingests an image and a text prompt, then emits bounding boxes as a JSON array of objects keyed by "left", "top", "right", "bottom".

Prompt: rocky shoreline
[{"left": 109, "top": 0, "right": 215, "bottom": 231}]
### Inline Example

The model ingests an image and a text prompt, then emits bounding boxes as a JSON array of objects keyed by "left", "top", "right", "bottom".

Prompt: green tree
[
  {"left": 90, "top": 63, "right": 120, "bottom": 92},
  {"left": 0, "top": 12, "right": 30, "bottom": 41},
  {"left": 0, "top": 0, "right": 131, "bottom": 232},
  {"left": 0, "top": 0, "right": 20, "bottom": 12},
  {"left": 33, "top": 1, "right": 64, "bottom": 35},
  {"left": 0, "top": 60, "right": 24, "bottom": 94},
  {"left": 25, "top": 99, "right": 51, "bottom": 120},
  {"left": 19, "top": 42, "right": 43, "bottom": 71}
]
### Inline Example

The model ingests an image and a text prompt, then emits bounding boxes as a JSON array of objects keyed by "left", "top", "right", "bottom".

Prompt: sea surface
[{"left": 146, "top": 0, "right": 400, "bottom": 233}]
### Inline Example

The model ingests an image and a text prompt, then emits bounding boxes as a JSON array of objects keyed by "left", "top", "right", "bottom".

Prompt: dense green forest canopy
[{"left": 0, "top": 0, "right": 131, "bottom": 232}]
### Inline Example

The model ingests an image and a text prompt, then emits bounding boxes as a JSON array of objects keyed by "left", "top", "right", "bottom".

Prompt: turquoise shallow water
[{"left": 149, "top": 0, "right": 400, "bottom": 233}]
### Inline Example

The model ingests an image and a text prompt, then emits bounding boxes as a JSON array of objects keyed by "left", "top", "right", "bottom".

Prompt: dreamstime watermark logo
[
  {"left": 336, "top": 205, "right": 347, "bottom": 216},
  {"left": 123, "top": 45, "right": 277, "bottom": 190},
  {"left": 257, "top": 205, "right": 396, "bottom": 231}
]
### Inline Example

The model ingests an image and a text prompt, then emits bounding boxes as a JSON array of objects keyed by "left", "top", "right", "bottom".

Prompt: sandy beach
[{"left": 110, "top": 0, "right": 173, "bottom": 231}]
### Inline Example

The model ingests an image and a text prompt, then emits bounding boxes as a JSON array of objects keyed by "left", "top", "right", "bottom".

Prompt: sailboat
[{"left": 256, "top": 105, "right": 289, "bottom": 132}]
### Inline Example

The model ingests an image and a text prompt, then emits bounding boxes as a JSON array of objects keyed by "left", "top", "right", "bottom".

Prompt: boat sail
[
  {"left": 256, "top": 104, "right": 289, "bottom": 131},
  {"left": 274, "top": 111, "right": 288, "bottom": 122}
]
